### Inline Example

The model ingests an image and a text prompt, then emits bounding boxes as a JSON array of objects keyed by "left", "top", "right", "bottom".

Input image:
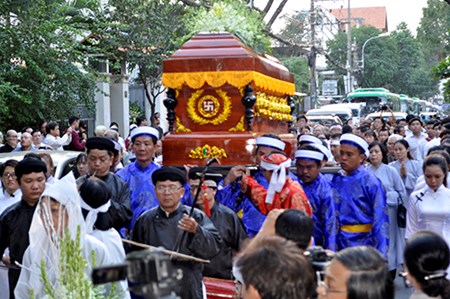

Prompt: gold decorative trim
[
  {"left": 175, "top": 116, "right": 192, "bottom": 133},
  {"left": 187, "top": 89, "right": 232, "bottom": 125},
  {"left": 229, "top": 116, "right": 245, "bottom": 132},
  {"left": 253, "top": 91, "right": 293, "bottom": 121},
  {"left": 189, "top": 144, "right": 228, "bottom": 159},
  {"left": 162, "top": 71, "right": 295, "bottom": 96}
]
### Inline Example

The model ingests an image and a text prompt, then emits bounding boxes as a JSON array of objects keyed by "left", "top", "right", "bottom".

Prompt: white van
[
  {"left": 306, "top": 107, "right": 352, "bottom": 124},
  {"left": 365, "top": 112, "right": 407, "bottom": 122},
  {"left": 320, "top": 103, "right": 365, "bottom": 125}
]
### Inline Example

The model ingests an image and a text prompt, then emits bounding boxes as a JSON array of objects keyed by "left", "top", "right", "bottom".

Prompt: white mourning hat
[
  {"left": 298, "top": 134, "right": 322, "bottom": 145},
  {"left": 295, "top": 149, "right": 324, "bottom": 162},
  {"left": 130, "top": 127, "right": 160, "bottom": 142},
  {"left": 340, "top": 133, "right": 370, "bottom": 158},
  {"left": 310, "top": 143, "right": 332, "bottom": 161},
  {"left": 255, "top": 136, "right": 286, "bottom": 151}
]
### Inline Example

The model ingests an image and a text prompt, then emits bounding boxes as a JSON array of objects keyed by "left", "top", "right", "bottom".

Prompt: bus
[
  {"left": 399, "top": 94, "right": 414, "bottom": 113},
  {"left": 344, "top": 88, "right": 401, "bottom": 116}
]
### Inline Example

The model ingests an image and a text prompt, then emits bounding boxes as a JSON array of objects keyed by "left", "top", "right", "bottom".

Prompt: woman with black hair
[
  {"left": 367, "top": 141, "right": 407, "bottom": 278},
  {"left": 404, "top": 231, "right": 450, "bottom": 299},
  {"left": 73, "top": 152, "right": 88, "bottom": 178},
  {"left": 316, "top": 246, "right": 394, "bottom": 299},
  {"left": 406, "top": 155, "right": 450, "bottom": 250},
  {"left": 389, "top": 139, "right": 423, "bottom": 200}
]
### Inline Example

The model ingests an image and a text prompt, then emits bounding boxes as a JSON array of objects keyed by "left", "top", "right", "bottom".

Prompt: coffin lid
[{"left": 162, "top": 32, "right": 295, "bottom": 95}]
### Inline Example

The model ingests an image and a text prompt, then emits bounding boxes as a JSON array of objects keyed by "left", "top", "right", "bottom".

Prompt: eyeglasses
[
  {"left": 2, "top": 172, "right": 17, "bottom": 180},
  {"left": 7, "top": 135, "right": 18, "bottom": 138},
  {"left": 316, "top": 271, "right": 347, "bottom": 296},
  {"left": 155, "top": 185, "right": 183, "bottom": 193}
]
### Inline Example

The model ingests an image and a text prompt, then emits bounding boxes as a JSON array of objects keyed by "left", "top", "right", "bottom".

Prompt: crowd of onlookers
[{"left": 1, "top": 109, "right": 450, "bottom": 299}]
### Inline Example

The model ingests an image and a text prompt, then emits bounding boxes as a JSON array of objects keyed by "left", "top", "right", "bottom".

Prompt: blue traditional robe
[
  {"left": 331, "top": 166, "right": 389, "bottom": 258},
  {"left": 117, "top": 161, "right": 160, "bottom": 229},
  {"left": 297, "top": 173, "right": 337, "bottom": 251}
]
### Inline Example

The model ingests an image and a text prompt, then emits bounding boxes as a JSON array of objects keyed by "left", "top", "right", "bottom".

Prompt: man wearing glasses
[
  {"left": 131, "top": 166, "right": 222, "bottom": 299},
  {"left": 0, "top": 130, "right": 19, "bottom": 153},
  {"left": 315, "top": 246, "right": 393, "bottom": 299}
]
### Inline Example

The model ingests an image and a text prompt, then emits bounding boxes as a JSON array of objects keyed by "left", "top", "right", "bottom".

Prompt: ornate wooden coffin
[{"left": 162, "top": 32, "right": 296, "bottom": 166}]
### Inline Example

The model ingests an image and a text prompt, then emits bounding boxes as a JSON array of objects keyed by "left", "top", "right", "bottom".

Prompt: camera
[
  {"left": 381, "top": 104, "right": 388, "bottom": 111},
  {"left": 304, "top": 246, "right": 334, "bottom": 272},
  {"left": 92, "top": 248, "right": 183, "bottom": 299}
]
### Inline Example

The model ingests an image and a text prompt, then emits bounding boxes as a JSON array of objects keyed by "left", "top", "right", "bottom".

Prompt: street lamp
[{"left": 360, "top": 32, "right": 390, "bottom": 70}]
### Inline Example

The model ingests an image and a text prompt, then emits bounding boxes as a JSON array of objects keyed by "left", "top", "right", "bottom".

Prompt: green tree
[
  {"left": 185, "top": 0, "right": 270, "bottom": 54},
  {"left": 101, "top": 0, "right": 188, "bottom": 126},
  {"left": 279, "top": 56, "right": 310, "bottom": 94},
  {"left": 0, "top": 0, "right": 101, "bottom": 130},
  {"left": 325, "top": 24, "right": 438, "bottom": 99},
  {"left": 390, "top": 23, "right": 438, "bottom": 99},
  {"left": 417, "top": 0, "right": 450, "bottom": 67},
  {"left": 433, "top": 56, "right": 450, "bottom": 102}
]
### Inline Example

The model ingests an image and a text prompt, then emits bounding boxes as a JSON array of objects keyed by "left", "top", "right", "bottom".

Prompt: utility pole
[
  {"left": 345, "top": 0, "right": 352, "bottom": 94},
  {"left": 309, "top": 0, "right": 317, "bottom": 109}
]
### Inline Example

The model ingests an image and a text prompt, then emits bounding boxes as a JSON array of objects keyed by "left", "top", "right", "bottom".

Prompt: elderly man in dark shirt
[
  {"left": 0, "top": 158, "right": 47, "bottom": 298},
  {"left": 131, "top": 166, "right": 222, "bottom": 299}
]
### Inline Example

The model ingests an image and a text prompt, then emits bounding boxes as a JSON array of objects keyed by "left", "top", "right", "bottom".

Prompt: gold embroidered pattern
[
  {"left": 229, "top": 116, "right": 245, "bottom": 132},
  {"left": 175, "top": 116, "right": 192, "bottom": 133},
  {"left": 187, "top": 89, "right": 232, "bottom": 125},
  {"left": 188, "top": 144, "right": 228, "bottom": 159}
]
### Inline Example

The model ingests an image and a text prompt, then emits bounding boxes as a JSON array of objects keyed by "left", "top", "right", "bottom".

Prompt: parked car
[
  {"left": 305, "top": 115, "right": 343, "bottom": 127},
  {"left": 320, "top": 103, "right": 365, "bottom": 125},
  {"left": 0, "top": 150, "right": 80, "bottom": 179},
  {"left": 365, "top": 112, "right": 407, "bottom": 122},
  {"left": 419, "top": 112, "right": 439, "bottom": 122},
  {"left": 306, "top": 107, "right": 352, "bottom": 123}
]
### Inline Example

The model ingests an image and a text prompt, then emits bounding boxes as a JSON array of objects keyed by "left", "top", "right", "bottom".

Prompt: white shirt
[
  {"left": 0, "top": 189, "right": 21, "bottom": 214},
  {"left": 43, "top": 133, "right": 71, "bottom": 150},
  {"left": 406, "top": 185, "right": 450, "bottom": 246},
  {"left": 405, "top": 132, "right": 427, "bottom": 161}
]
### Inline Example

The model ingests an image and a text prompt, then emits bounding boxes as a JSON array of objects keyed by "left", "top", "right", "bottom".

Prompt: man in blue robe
[
  {"left": 295, "top": 145, "right": 337, "bottom": 250},
  {"left": 117, "top": 127, "right": 161, "bottom": 230},
  {"left": 216, "top": 134, "right": 296, "bottom": 237},
  {"left": 331, "top": 133, "right": 389, "bottom": 257}
]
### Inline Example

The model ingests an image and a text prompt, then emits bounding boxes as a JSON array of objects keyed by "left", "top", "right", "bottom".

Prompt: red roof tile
[{"left": 330, "top": 7, "right": 388, "bottom": 31}]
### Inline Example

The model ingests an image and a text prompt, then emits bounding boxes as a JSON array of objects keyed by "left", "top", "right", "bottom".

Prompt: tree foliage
[
  {"left": 279, "top": 56, "right": 310, "bottom": 93},
  {"left": 185, "top": 0, "right": 270, "bottom": 54},
  {"left": 0, "top": 0, "right": 100, "bottom": 130},
  {"left": 100, "top": 0, "right": 189, "bottom": 125},
  {"left": 325, "top": 24, "right": 438, "bottom": 99},
  {"left": 417, "top": 0, "right": 450, "bottom": 102}
]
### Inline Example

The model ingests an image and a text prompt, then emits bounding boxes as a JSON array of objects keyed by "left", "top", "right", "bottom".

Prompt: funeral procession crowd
[{"left": 1, "top": 111, "right": 450, "bottom": 299}]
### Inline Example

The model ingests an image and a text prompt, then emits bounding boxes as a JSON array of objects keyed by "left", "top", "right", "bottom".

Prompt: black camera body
[
  {"left": 92, "top": 248, "right": 183, "bottom": 299},
  {"left": 304, "top": 246, "right": 334, "bottom": 272}
]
